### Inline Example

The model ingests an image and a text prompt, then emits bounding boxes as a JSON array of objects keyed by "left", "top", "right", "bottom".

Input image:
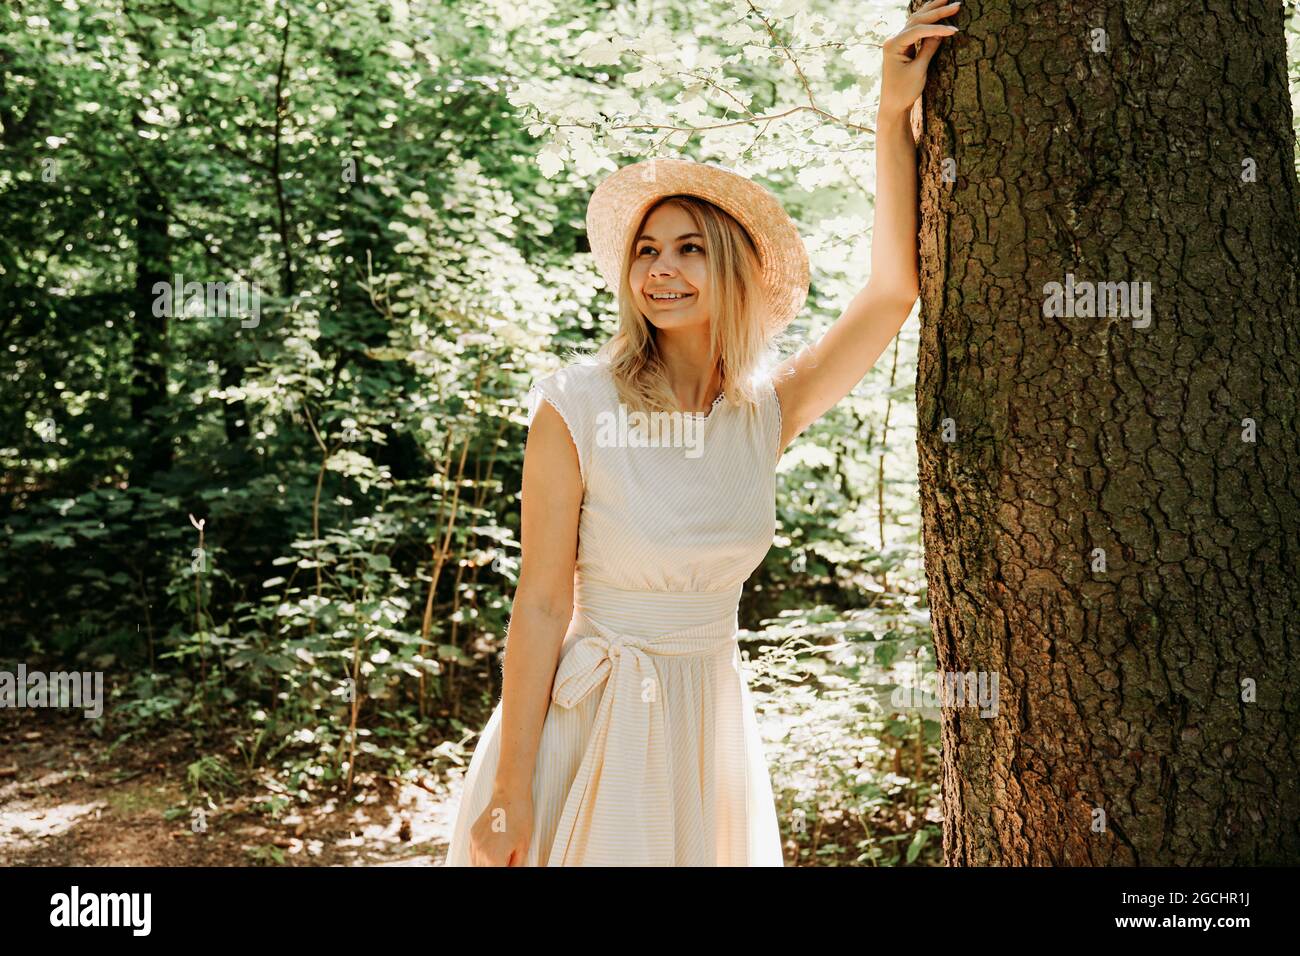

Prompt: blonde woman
[{"left": 444, "top": 0, "right": 959, "bottom": 866}]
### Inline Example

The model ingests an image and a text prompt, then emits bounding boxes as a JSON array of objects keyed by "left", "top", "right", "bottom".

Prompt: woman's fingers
[
  {"left": 887, "top": 23, "right": 960, "bottom": 56},
  {"left": 906, "top": 1, "right": 961, "bottom": 28}
]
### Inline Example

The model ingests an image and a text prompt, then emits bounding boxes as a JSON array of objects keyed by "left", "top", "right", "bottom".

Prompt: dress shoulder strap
[{"left": 527, "top": 361, "right": 609, "bottom": 486}]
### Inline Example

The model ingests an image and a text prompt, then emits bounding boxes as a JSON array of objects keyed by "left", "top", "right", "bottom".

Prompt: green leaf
[{"left": 905, "top": 829, "right": 929, "bottom": 864}]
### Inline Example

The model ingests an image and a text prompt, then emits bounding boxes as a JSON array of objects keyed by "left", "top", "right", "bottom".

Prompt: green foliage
[
  {"left": 743, "top": 593, "right": 942, "bottom": 866},
  {"left": 244, "top": 844, "right": 287, "bottom": 866},
  {"left": 186, "top": 753, "right": 239, "bottom": 801}
]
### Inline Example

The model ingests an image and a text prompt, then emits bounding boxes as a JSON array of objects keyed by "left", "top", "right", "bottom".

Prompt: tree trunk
[
  {"left": 913, "top": 1, "right": 1300, "bottom": 864},
  {"left": 130, "top": 118, "right": 173, "bottom": 480}
]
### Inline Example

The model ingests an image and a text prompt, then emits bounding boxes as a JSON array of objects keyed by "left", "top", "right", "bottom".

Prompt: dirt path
[{"left": 0, "top": 707, "right": 459, "bottom": 867}]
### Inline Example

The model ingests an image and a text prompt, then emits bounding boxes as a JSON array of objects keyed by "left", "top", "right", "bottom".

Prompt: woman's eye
[{"left": 637, "top": 243, "right": 701, "bottom": 256}]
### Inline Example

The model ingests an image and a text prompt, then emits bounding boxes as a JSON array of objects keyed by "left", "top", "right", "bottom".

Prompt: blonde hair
[{"left": 595, "top": 195, "right": 774, "bottom": 414}]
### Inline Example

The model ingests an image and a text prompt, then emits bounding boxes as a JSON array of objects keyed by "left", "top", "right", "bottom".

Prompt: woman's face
[{"left": 628, "top": 203, "right": 711, "bottom": 331}]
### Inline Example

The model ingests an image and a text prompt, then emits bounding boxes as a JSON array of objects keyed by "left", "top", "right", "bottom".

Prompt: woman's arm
[
  {"left": 468, "top": 398, "right": 581, "bottom": 866},
  {"left": 775, "top": 0, "right": 960, "bottom": 450}
]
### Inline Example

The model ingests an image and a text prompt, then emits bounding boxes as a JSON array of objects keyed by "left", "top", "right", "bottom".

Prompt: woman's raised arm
[{"left": 774, "top": 0, "right": 960, "bottom": 451}]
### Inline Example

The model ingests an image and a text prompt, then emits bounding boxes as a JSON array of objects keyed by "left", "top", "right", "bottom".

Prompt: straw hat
[{"left": 585, "top": 157, "right": 810, "bottom": 335}]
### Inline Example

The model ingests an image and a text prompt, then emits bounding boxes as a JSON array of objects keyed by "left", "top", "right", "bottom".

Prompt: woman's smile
[{"left": 647, "top": 290, "right": 696, "bottom": 307}]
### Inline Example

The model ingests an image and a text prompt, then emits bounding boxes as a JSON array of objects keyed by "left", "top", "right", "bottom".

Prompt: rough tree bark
[{"left": 913, "top": 1, "right": 1300, "bottom": 864}]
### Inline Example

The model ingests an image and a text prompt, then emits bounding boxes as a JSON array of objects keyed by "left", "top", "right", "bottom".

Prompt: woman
[{"left": 445, "top": 0, "right": 960, "bottom": 866}]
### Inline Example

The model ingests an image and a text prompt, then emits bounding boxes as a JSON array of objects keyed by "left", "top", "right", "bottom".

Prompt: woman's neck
[{"left": 655, "top": 325, "right": 722, "bottom": 412}]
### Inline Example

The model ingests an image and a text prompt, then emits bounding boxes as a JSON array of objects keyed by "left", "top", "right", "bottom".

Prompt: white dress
[{"left": 443, "top": 359, "right": 784, "bottom": 866}]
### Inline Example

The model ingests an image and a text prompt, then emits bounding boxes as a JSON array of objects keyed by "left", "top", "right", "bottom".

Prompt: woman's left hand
[{"left": 877, "top": 0, "right": 962, "bottom": 119}]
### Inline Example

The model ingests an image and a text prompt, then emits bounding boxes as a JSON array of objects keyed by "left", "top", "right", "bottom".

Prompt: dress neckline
[{"left": 682, "top": 392, "right": 725, "bottom": 421}]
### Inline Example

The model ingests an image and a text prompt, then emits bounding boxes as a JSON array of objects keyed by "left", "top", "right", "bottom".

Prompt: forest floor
[{"left": 0, "top": 706, "right": 459, "bottom": 867}]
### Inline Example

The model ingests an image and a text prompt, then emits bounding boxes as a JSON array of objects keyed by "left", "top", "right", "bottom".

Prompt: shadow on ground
[{"left": 0, "top": 707, "right": 463, "bottom": 867}]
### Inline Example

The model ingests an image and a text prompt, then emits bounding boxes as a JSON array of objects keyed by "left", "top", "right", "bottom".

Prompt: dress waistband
[{"left": 572, "top": 579, "right": 742, "bottom": 639}]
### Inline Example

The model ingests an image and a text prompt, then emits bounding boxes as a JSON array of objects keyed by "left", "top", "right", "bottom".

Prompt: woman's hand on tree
[{"left": 878, "top": 0, "right": 961, "bottom": 119}]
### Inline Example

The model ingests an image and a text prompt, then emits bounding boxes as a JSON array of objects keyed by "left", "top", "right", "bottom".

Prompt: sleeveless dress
[{"left": 443, "top": 360, "right": 785, "bottom": 866}]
